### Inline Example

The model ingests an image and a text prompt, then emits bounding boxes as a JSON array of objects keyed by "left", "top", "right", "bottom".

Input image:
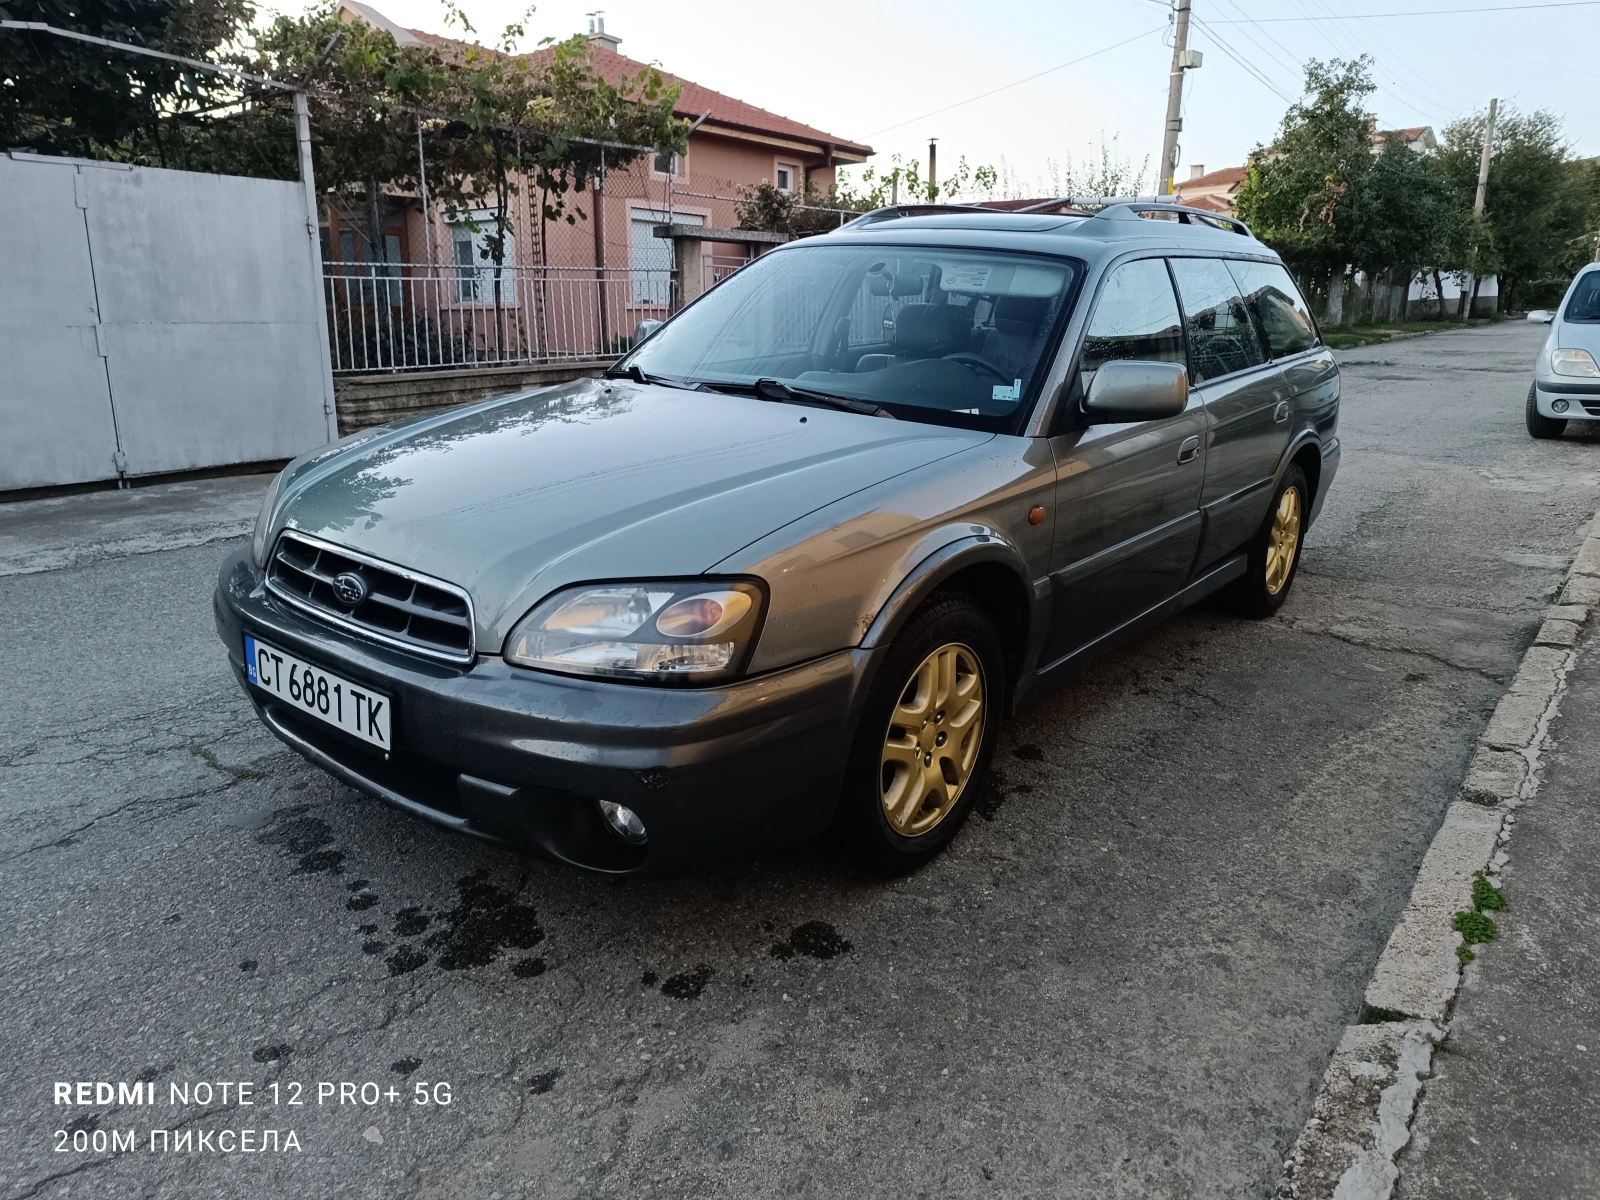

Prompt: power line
[
  {"left": 1189, "top": 15, "right": 1299, "bottom": 103},
  {"left": 1206, "top": 0, "right": 1600, "bottom": 19},
  {"left": 863, "top": 26, "right": 1166, "bottom": 138}
]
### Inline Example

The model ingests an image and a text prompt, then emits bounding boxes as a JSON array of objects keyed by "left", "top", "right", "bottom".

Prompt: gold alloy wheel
[
  {"left": 879, "top": 642, "right": 986, "bottom": 837},
  {"left": 1265, "top": 485, "right": 1303, "bottom": 595}
]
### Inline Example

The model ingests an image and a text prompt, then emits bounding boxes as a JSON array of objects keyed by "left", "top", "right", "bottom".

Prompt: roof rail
[
  {"left": 1016, "top": 195, "right": 1179, "bottom": 212},
  {"left": 1094, "top": 202, "right": 1253, "bottom": 237},
  {"left": 842, "top": 203, "right": 1021, "bottom": 228}
]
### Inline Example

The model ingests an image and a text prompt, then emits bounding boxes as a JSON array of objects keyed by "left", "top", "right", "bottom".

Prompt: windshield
[
  {"left": 1566, "top": 271, "right": 1600, "bottom": 323},
  {"left": 619, "top": 243, "right": 1080, "bottom": 430}
]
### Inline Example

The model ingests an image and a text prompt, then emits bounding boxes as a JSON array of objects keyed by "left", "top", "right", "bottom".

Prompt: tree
[
  {"left": 1437, "top": 106, "right": 1598, "bottom": 311},
  {"left": 1235, "top": 57, "right": 1377, "bottom": 292},
  {"left": 1347, "top": 133, "right": 1453, "bottom": 312},
  {"left": 415, "top": 4, "right": 682, "bottom": 349},
  {"left": 0, "top": 0, "right": 257, "bottom": 162}
]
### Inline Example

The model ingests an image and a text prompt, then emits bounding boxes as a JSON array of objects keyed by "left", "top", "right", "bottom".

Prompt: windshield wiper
[
  {"left": 741, "top": 377, "right": 896, "bottom": 419},
  {"left": 603, "top": 363, "right": 706, "bottom": 391}
]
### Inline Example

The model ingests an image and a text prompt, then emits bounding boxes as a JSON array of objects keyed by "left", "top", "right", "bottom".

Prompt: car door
[
  {"left": 1043, "top": 256, "right": 1207, "bottom": 666},
  {"left": 1167, "top": 257, "right": 1294, "bottom": 572},
  {"left": 1228, "top": 257, "right": 1339, "bottom": 455}
]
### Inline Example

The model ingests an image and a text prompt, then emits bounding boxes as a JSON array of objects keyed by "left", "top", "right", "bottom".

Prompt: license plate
[{"left": 244, "top": 635, "right": 391, "bottom": 750}]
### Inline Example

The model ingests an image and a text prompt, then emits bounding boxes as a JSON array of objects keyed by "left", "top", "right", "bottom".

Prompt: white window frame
[
  {"left": 652, "top": 148, "right": 684, "bottom": 178},
  {"left": 447, "top": 209, "right": 514, "bottom": 305},
  {"left": 774, "top": 162, "right": 798, "bottom": 193},
  {"left": 628, "top": 206, "right": 707, "bottom": 307}
]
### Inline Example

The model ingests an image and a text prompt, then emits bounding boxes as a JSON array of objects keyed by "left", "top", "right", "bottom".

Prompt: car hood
[
  {"left": 275, "top": 379, "right": 991, "bottom": 646},
  {"left": 1556, "top": 318, "right": 1600, "bottom": 359}
]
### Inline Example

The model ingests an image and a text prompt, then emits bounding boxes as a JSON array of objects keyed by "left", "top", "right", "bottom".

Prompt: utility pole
[
  {"left": 294, "top": 91, "right": 339, "bottom": 442},
  {"left": 1473, "top": 97, "right": 1497, "bottom": 217},
  {"left": 1158, "top": 0, "right": 1201, "bottom": 196},
  {"left": 928, "top": 138, "right": 938, "bottom": 202},
  {"left": 1463, "top": 97, "right": 1497, "bottom": 321}
]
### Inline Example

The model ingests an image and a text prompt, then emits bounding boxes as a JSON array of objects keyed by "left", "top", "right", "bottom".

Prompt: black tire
[
  {"left": 836, "top": 592, "right": 1004, "bottom": 873},
  {"left": 1225, "top": 463, "right": 1310, "bottom": 619},
  {"left": 1526, "top": 382, "right": 1566, "bottom": 440}
]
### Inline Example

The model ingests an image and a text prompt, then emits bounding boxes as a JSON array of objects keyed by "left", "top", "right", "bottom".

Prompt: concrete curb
[{"left": 1276, "top": 516, "right": 1599, "bottom": 1200}]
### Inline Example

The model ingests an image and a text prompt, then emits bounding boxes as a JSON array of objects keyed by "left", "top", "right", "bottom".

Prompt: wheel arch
[{"left": 860, "top": 536, "right": 1043, "bottom": 711}]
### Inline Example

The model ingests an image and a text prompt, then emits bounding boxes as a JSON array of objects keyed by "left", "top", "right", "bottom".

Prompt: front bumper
[
  {"left": 215, "top": 550, "right": 875, "bottom": 872},
  {"left": 1534, "top": 378, "right": 1600, "bottom": 420}
]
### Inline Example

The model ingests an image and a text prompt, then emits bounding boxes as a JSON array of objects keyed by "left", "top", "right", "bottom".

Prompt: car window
[
  {"left": 620, "top": 244, "right": 1079, "bottom": 432},
  {"left": 1566, "top": 271, "right": 1600, "bottom": 322},
  {"left": 1079, "top": 258, "right": 1185, "bottom": 389},
  {"left": 1227, "top": 260, "right": 1318, "bottom": 358},
  {"left": 1168, "top": 257, "right": 1268, "bottom": 383}
]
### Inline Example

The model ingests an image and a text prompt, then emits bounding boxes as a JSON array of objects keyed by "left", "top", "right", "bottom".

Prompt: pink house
[{"left": 324, "top": 6, "right": 873, "bottom": 370}]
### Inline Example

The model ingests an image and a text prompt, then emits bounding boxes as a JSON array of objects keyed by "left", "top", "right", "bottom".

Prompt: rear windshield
[
  {"left": 619, "top": 244, "right": 1080, "bottom": 431},
  {"left": 1566, "top": 272, "right": 1600, "bottom": 322}
]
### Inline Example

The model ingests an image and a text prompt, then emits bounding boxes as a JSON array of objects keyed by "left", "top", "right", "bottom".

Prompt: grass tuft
[
  {"left": 1453, "top": 910, "right": 1499, "bottom": 945},
  {"left": 1472, "top": 872, "right": 1508, "bottom": 913}
]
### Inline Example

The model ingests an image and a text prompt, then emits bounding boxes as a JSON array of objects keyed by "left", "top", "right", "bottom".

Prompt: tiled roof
[
  {"left": 1378, "top": 126, "right": 1429, "bottom": 142},
  {"left": 1179, "top": 165, "right": 1248, "bottom": 190},
  {"left": 1180, "top": 193, "right": 1236, "bottom": 213},
  {"left": 406, "top": 29, "right": 872, "bottom": 159}
]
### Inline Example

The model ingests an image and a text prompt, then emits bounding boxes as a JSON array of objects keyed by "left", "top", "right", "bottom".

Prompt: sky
[{"left": 325, "top": 0, "right": 1600, "bottom": 196}]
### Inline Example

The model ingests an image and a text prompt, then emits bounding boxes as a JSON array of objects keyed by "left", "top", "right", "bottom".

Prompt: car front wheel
[
  {"left": 1527, "top": 382, "right": 1566, "bottom": 440},
  {"left": 837, "top": 593, "right": 1003, "bottom": 872}
]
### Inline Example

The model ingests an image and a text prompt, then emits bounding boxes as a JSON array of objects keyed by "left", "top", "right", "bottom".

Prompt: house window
[
  {"left": 449, "top": 213, "right": 512, "bottom": 304},
  {"left": 654, "top": 150, "right": 680, "bottom": 176},
  {"left": 775, "top": 165, "right": 795, "bottom": 193},
  {"left": 629, "top": 208, "right": 704, "bottom": 305}
]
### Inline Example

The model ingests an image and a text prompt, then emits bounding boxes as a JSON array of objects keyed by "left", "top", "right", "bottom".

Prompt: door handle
[
  {"left": 1177, "top": 435, "right": 1200, "bottom": 464},
  {"left": 1273, "top": 400, "right": 1291, "bottom": 423}
]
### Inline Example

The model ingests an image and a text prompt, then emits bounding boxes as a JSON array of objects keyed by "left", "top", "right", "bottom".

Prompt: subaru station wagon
[{"left": 215, "top": 202, "right": 1340, "bottom": 873}]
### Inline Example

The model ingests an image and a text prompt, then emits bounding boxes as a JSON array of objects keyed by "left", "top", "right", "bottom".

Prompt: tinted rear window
[{"left": 1228, "top": 260, "right": 1319, "bottom": 358}]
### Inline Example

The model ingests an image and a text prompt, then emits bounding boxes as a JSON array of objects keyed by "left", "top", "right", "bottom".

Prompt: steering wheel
[{"left": 943, "top": 352, "right": 1012, "bottom": 383}]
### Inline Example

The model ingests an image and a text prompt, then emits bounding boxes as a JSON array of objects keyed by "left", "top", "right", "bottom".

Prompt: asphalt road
[{"left": 3, "top": 321, "right": 1597, "bottom": 1200}]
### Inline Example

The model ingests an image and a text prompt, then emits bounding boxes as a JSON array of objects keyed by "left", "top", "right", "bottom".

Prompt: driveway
[{"left": 2, "top": 320, "right": 1595, "bottom": 1199}]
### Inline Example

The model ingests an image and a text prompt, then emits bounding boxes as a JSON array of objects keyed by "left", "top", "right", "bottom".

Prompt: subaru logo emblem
[{"left": 331, "top": 571, "right": 369, "bottom": 607}]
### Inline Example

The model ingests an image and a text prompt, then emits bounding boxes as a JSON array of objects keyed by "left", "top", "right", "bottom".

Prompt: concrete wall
[{"left": 334, "top": 359, "right": 615, "bottom": 434}]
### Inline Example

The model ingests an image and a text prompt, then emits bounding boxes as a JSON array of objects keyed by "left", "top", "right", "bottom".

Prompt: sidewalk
[
  {"left": 1394, "top": 627, "right": 1600, "bottom": 1196},
  {"left": 0, "top": 473, "right": 270, "bottom": 576}
]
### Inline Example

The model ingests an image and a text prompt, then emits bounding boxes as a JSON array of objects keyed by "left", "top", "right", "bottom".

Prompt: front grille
[
  {"left": 267, "top": 531, "right": 475, "bottom": 663},
  {"left": 1582, "top": 401, "right": 1600, "bottom": 416}
]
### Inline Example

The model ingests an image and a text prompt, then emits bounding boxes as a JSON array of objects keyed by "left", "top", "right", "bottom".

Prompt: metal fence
[{"left": 324, "top": 261, "right": 675, "bottom": 374}]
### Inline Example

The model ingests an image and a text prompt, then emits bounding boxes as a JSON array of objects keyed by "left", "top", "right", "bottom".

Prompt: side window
[
  {"left": 1079, "top": 258, "right": 1186, "bottom": 388},
  {"left": 1168, "top": 258, "right": 1267, "bottom": 383},
  {"left": 1228, "top": 260, "right": 1318, "bottom": 358}
]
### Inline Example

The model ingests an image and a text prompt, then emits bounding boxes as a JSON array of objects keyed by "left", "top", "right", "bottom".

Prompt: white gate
[{"left": 0, "top": 152, "right": 336, "bottom": 491}]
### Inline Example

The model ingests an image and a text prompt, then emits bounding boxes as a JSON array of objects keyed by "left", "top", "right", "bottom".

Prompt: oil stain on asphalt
[{"left": 769, "top": 921, "right": 852, "bottom": 961}]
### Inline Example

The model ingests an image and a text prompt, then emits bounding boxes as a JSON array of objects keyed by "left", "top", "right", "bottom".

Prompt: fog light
[
  {"left": 1553, "top": 399, "right": 1570, "bottom": 413},
  {"left": 598, "top": 799, "right": 647, "bottom": 844}
]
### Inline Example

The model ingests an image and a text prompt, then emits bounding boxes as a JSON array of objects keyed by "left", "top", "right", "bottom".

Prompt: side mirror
[
  {"left": 632, "top": 318, "right": 664, "bottom": 344},
  {"left": 1083, "top": 361, "right": 1189, "bottom": 424},
  {"left": 1526, "top": 310, "right": 1554, "bottom": 324}
]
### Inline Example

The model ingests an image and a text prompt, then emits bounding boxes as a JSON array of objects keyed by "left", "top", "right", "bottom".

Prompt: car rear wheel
[
  {"left": 1526, "top": 382, "right": 1566, "bottom": 440},
  {"left": 1225, "top": 463, "right": 1309, "bottom": 619},
  {"left": 837, "top": 593, "right": 1002, "bottom": 872}
]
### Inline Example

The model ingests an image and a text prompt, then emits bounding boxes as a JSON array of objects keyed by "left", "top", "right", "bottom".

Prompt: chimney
[
  {"left": 585, "top": 11, "right": 621, "bottom": 53},
  {"left": 1188, "top": 164, "right": 1205, "bottom": 180}
]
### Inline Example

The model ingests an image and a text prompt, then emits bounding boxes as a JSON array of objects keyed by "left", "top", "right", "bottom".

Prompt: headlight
[
  {"left": 503, "top": 579, "right": 766, "bottom": 683},
  {"left": 250, "top": 469, "right": 286, "bottom": 569},
  {"left": 1553, "top": 348, "right": 1600, "bottom": 378}
]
